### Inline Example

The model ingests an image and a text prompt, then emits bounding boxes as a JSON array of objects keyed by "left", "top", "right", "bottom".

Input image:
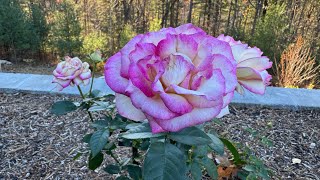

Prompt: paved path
[{"left": 1, "top": 72, "right": 319, "bottom": 109}]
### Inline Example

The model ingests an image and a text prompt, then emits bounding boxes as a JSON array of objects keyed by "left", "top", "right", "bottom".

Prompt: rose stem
[
  {"left": 132, "top": 146, "right": 139, "bottom": 165},
  {"left": 89, "top": 63, "right": 96, "bottom": 96},
  {"left": 110, "top": 151, "right": 120, "bottom": 164},
  {"left": 77, "top": 85, "right": 94, "bottom": 122}
]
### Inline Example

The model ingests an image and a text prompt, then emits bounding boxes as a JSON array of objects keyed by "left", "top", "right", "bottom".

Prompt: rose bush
[
  {"left": 105, "top": 24, "right": 238, "bottom": 133},
  {"left": 217, "top": 35, "right": 272, "bottom": 95},
  {"left": 53, "top": 56, "right": 92, "bottom": 90}
]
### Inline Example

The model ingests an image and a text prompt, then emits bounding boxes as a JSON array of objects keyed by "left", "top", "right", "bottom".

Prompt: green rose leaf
[
  {"left": 88, "top": 101, "right": 111, "bottom": 112},
  {"left": 168, "top": 127, "right": 212, "bottom": 145},
  {"left": 116, "top": 176, "right": 131, "bottom": 180},
  {"left": 126, "top": 121, "right": 151, "bottom": 133},
  {"left": 91, "top": 120, "right": 109, "bottom": 129},
  {"left": 201, "top": 157, "right": 218, "bottom": 180},
  {"left": 122, "top": 122, "right": 165, "bottom": 139},
  {"left": 207, "top": 133, "right": 224, "bottom": 155},
  {"left": 90, "top": 129, "right": 109, "bottom": 157},
  {"left": 220, "top": 138, "right": 246, "bottom": 165},
  {"left": 126, "top": 164, "right": 142, "bottom": 180},
  {"left": 88, "top": 152, "right": 103, "bottom": 170},
  {"left": 190, "top": 160, "right": 202, "bottom": 180},
  {"left": 121, "top": 132, "right": 165, "bottom": 139},
  {"left": 51, "top": 100, "right": 77, "bottom": 115},
  {"left": 104, "top": 164, "right": 121, "bottom": 174},
  {"left": 83, "top": 133, "right": 92, "bottom": 143},
  {"left": 143, "top": 142, "right": 187, "bottom": 180}
]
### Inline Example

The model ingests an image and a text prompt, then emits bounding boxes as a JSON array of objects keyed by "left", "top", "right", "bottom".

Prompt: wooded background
[{"left": 0, "top": 0, "right": 319, "bottom": 86}]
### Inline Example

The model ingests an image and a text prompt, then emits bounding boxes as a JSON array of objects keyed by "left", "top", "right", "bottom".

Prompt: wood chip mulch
[{"left": 0, "top": 92, "right": 319, "bottom": 180}]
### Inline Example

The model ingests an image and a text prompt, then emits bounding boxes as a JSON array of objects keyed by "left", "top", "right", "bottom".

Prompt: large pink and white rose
[
  {"left": 53, "top": 56, "right": 92, "bottom": 90},
  {"left": 217, "top": 35, "right": 272, "bottom": 95},
  {"left": 105, "top": 24, "right": 237, "bottom": 133}
]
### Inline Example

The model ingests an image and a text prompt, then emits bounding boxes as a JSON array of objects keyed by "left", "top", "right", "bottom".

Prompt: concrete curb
[{"left": 1, "top": 72, "right": 319, "bottom": 110}]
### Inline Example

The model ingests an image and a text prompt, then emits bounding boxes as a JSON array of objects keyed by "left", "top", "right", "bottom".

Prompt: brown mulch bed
[{"left": 0, "top": 92, "right": 319, "bottom": 180}]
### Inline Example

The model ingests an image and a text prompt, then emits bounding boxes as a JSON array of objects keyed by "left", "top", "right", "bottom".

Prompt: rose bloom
[
  {"left": 53, "top": 56, "right": 91, "bottom": 90},
  {"left": 217, "top": 35, "right": 272, "bottom": 95},
  {"left": 105, "top": 24, "right": 237, "bottom": 133}
]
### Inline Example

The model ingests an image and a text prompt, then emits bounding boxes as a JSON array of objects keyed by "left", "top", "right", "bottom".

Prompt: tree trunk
[
  {"left": 251, "top": 0, "right": 262, "bottom": 36},
  {"left": 226, "top": 0, "right": 232, "bottom": 34},
  {"left": 187, "top": 0, "right": 193, "bottom": 23}
]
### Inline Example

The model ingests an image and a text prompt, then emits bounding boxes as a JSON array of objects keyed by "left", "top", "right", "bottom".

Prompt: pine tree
[{"left": 0, "top": 0, "right": 33, "bottom": 60}]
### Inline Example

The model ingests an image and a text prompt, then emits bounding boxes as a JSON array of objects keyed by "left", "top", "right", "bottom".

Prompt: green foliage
[
  {"left": 89, "top": 128, "right": 109, "bottom": 157},
  {"left": 207, "top": 133, "right": 225, "bottom": 155},
  {"left": 0, "top": 0, "right": 38, "bottom": 59},
  {"left": 220, "top": 138, "right": 246, "bottom": 166},
  {"left": 122, "top": 122, "right": 166, "bottom": 139},
  {"left": 104, "top": 164, "right": 121, "bottom": 174},
  {"left": 168, "top": 127, "right": 212, "bottom": 145},
  {"left": 119, "top": 24, "right": 136, "bottom": 48},
  {"left": 50, "top": 100, "right": 77, "bottom": 115},
  {"left": 81, "top": 32, "right": 108, "bottom": 56},
  {"left": 190, "top": 146, "right": 218, "bottom": 180},
  {"left": 48, "top": 1, "right": 82, "bottom": 57},
  {"left": 143, "top": 141, "right": 187, "bottom": 180},
  {"left": 88, "top": 152, "right": 104, "bottom": 170},
  {"left": 148, "top": 18, "right": 162, "bottom": 32},
  {"left": 29, "top": 3, "right": 49, "bottom": 52},
  {"left": 125, "top": 164, "right": 142, "bottom": 180},
  {"left": 252, "top": 4, "right": 291, "bottom": 60}
]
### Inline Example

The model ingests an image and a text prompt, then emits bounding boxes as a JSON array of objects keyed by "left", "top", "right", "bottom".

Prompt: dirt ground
[
  {"left": 1, "top": 62, "right": 55, "bottom": 75},
  {"left": 0, "top": 92, "right": 319, "bottom": 180}
]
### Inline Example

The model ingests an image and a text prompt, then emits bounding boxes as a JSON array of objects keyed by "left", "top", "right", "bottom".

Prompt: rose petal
[
  {"left": 212, "top": 54, "right": 237, "bottom": 93},
  {"left": 104, "top": 52, "right": 129, "bottom": 94},
  {"left": 196, "top": 69, "right": 225, "bottom": 101},
  {"left": 79, "top": 71, "right": 91, "bottom": 80},
  {"left": 177, "top": 34, "right": 198, "bottom": 60},
  {"left": 237, "top": 56, "right": 272, "bottom": 71},
  {"left": 115, "top": 93, "right": 146, "bottom": 121},
  {"left": 129, "top": 43, "right": 156, "bottom": 63},
  {"left": 126, "top": 83, "right": 177, "bottom": 120},
  {"left": 147, "top": 115, "right": 166, "bottom": 133},
  {"left": 154, "top": 106, "right": 222, "bottom": 132},
  {"left": 52, "top": 78, "right": 71, "bottom": 88},
  {"left": 237, "top": 67, "right": 266, "bottom": 94},
  {"left": 156, "top": 34, "right": 177, "bottom": 59},
  {"left": 216, "top": 106, "right": 230, "bottom": 118},
  {"left": 120, "top": 34, "right": 144, "bottom": 78},
  {"left": 129, "top": 61, "right": 154, "bottom": 97},
  {"left": 73, "top": 77, "right": 83, "bottom": 85},
  {"left": 185, "top": 95, "right": 222, "bottom": 108},
  {"left": 222, "top": 91, "right": 234, "bottom": 108},
  {"left": 161, "top": 54, "right": 194, "bottom": 87},
  {"left": 231, "top": 44, "right": 248, "bottom": 62},
  {"left": 239, "top": 47, "right": 263, "bottom": 62},
  {"left": 160, "top": 93, "right": 193, "bottom": 114}
]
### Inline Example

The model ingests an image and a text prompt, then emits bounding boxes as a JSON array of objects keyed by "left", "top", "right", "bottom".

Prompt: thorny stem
[{"left": 77, "top": 85, "right": 94, "bottom": 122}]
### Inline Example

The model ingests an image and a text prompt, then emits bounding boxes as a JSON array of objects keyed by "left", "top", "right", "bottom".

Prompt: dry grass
[{"left": 274, "top": 36, "right": 319, "bottom": 88}]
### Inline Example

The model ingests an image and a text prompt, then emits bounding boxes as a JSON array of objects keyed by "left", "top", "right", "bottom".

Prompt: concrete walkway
[{"left": 0, "top": 72, "right": 319, "bottom": 109}]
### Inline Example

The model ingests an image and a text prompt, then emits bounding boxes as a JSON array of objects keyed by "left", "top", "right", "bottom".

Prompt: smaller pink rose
[
  {"left": 53, "top": 56, "right": 92, "bottom": 90},
  {"left": 217, "top": 34, "right": 272, "bottom": 95}
]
